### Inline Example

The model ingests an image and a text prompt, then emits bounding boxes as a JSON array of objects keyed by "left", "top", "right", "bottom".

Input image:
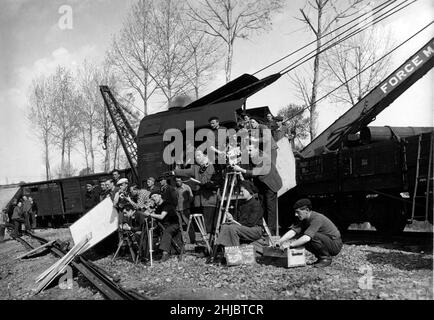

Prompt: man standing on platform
[
  {"left": 232, "top": 144, "right": 282, "bottom": 235},
  {"left": 172, "top": 150, "right": 222, "bottom": 237},
  {"left": 174, "top": 176, "right": 195, "bottom": 243}
]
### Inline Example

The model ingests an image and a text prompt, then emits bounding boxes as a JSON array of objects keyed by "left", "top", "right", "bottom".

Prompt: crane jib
[
  {"left": 380, "top": 41, "right": 434, "bottom": 94},
  {"left": 301, "top": 38, "right": 434, "bottom": 158}
]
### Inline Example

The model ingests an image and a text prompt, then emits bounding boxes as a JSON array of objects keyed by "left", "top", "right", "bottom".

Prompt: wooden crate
[
  {"left": 261, "top": 247, "right": 306, "bottom": 268},
  {"left": 224, "top": 245, "right": 256, "bottom": 266}
]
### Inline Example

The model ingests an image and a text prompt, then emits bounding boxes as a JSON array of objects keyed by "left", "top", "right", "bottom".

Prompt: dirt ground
[{"left": 0, "top": 228, "right": 432, "bottom": 300}]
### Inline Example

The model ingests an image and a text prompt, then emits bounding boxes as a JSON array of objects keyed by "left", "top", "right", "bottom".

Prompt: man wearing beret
[{"left": 276, "top": 198, "right": 343, "bottom": 267}]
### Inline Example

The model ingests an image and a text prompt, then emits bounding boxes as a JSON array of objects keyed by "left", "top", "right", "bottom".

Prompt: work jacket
[{"left": 174, "top": 164, "right": 221, "bottom": 208}]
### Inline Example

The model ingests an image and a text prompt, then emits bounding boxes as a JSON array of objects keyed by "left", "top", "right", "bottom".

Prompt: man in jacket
[
  {"left": 22, "top": 196, "right": 32, "bottom": 232},
  {"left": 11, "top": 199, "right": 24, "bottom": 237},
  {"left": 232, "top": 144, "right": 282, "bottom": 235},
  {"left": 172, "top": 150, "right": 222, "bottom": 236}
]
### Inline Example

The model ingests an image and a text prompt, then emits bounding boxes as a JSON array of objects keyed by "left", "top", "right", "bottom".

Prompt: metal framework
[{"left": 100, "top": 86, "right": 139, "bottom": 184}]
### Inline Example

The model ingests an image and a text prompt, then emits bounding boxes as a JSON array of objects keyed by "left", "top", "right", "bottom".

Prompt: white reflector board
[
  {"left": 276, "top": 138, "right": 297, "bottom": 197},
  {"left": 69, "top": 197, "right": 118, "bottom": 253}
]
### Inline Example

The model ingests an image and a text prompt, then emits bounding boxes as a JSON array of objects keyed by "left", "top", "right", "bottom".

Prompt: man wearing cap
[
  {"left": 208, "top": 116, "right": 228, "bottom": 175},
  {"left": 145, "top": 177, "right": 158, "bottom": 193},
  {"left": 112, "top": 169, "right": 121, "bottom": 186},
  {"left": 144, "top": 191, "right": 180, "bottom": 262},
  {"left": 84, "top": 183, "right": 99, "bottom": 213},
  {"left": 266, "top": 113, "right": 278, "bottom": 133},
  {"left": 158, "top": 177, "right": 178, "bottom": 207},
  {"left": 276, "top": 198, "right": 343, "bottom": 267},
  {"left": 249, "top": 118, "right": 279, "bottom": 164},
  {"left": 215, "top": 180, "right": 264, "bottom": 249},
  {"left": 113, "top": 178, "right": 130, "bottom": 227},
  {"left": 273, "top": 117, "right": 292, "bottom": 142}
]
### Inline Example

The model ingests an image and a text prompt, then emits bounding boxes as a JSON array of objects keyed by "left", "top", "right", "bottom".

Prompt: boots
[
  {"left": 161, "top": 251, "right": 170, "bottom": 262},
  {"left": 313, "top": 257, "right": 332, "bottom": 268}
]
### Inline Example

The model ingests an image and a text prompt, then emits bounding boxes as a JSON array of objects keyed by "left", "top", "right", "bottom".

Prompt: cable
[
  {"left": 282, "top": 20, "right": 433, "bottom": 124},
  {"left": 253, "top": 0, "right": 397, "bottom": 76},
  {"left": 280, "top": 0, "right": 416, "bottom": 74}
]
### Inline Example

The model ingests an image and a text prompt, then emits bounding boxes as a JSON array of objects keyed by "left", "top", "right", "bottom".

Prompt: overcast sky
[{"left": 0, "top": 0, "right": 433, "bottom": 184}]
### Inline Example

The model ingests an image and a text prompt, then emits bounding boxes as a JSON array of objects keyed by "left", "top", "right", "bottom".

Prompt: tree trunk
[
  {"left": 309, "top": 6, "right": 323, "bottom": 141},
  {"left": 225, "top": 41, "right": 234, "bottom": 83},
  {"left": 60, "top": 138, "right": 66, "bottom": 178},
  {"left": 89, "top": 126, "right": 95, "bottom": 173},
  {"left": 104, "top": 143, "right": 110, "bottom": 172},
  {"left": 44, "top": 136, "right": 51, "bottom": 180},
  {"left": 82, "top": 130, "right": 89, "bottom": 171}
]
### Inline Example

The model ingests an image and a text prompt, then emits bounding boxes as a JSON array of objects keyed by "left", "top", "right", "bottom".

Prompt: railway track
[{"left": 12, "top": 230, "right": 149, "bottom": 300}]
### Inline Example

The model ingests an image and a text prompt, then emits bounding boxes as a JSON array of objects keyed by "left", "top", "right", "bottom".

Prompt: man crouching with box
[{"left": 276, "top": 198, "right": 343, "bottom": 268}]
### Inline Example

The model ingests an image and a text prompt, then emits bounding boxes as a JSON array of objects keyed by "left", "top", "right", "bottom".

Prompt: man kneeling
[
  {"left": 276, "top": 198, "right": 342, "bottom": 268},
  {"left": 213, "top": 181, "right": 263, "bottom": 262}
]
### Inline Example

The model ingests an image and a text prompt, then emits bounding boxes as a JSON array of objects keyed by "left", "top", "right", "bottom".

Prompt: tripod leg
[
  {"left": 112, "top": 236, "right": 123, "bottom": 261},
  {"left": 126, "top": 235, "right": 136, "bottom": 262}
]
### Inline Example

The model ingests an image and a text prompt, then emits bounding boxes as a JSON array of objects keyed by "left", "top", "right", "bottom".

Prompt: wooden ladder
[{"left": 411, "top": 133, "right": 433, "bottom": 223}]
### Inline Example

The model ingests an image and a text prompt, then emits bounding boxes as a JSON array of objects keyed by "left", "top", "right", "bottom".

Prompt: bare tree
[
  {"left": 107, "top": 0, "right": 159, "bottom": 115},
  {"left": 277, "top": 103, "right": 310, "bottom": 141},
  {"left": 322, "top": 27, "right": 393, "bottom": 107},
  {"left": 50, "top": 66, "right": 82, "bottom": 178},
  {"left": 181, "top": 19, "right": 223, "bottom": 99},
  {"left": 77, "top": 60, "right": 112, "bottom": 173},
  {"left": 188, "top": 0, "right": 284, "bottom": 83},
  {"left": 292, "top": 0, "right": 364, "bottom": 140},
  {"left": 28, "top": 76, "right": 54, "bottom": 180},
  {"left": 151, "top": 0, "right": 196, "bottom": 104}
]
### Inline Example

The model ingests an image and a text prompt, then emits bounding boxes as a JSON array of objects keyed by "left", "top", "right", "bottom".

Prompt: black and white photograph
[{"left": 0, "top": 0, "right": 432, "bottom": 308}]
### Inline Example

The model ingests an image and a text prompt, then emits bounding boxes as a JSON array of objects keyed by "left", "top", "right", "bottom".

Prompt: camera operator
[{"left": 113, "top": 178, "right": 132, "bottom": 228}]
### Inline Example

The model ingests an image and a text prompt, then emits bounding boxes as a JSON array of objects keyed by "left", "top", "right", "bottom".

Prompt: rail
[{"left": 11, "top": 230, "right": 149, "bottom": 300}]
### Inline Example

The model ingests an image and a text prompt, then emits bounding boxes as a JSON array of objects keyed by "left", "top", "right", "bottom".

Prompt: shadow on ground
[{"left": 366, "top": 251, "right": 433, "bottom": 271}]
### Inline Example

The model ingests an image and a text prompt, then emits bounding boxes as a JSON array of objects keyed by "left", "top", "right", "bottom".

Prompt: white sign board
[
  {"left": 276, "top": 138, "right": 297, "bottom": 197},
  {"left": 69, "top": 197, "right": 118, "bottom": 253}
]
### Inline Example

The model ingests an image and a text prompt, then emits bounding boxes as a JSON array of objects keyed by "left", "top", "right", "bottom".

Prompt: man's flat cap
[
  {"left": 274, "top": 116, "right": 284, "bottom": 122},
  {"left": 116, "top": 178, "right": 129, "bottom": 185},
  {"left": 293, "top": 198, "right": 312, "bottom": 210}
]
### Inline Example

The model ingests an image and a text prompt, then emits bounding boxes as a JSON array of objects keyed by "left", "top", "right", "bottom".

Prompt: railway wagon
[
  {"left": 18, "top": 169, "right": 132, "bottom": 227},
  {"left": 296, "top": 127, "right": 433, "bottom": 233}
]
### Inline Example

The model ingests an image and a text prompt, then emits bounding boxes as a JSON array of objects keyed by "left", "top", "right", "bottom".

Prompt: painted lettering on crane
[{"left": 380, "top": 44, "right": 433, "bottom": 94}]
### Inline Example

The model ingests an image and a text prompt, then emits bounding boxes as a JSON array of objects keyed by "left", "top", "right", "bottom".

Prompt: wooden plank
[
  {"left": 35, "top": 234, "right": 91, "bottom": 294},
  {"left": 16, "top": 240, "right": 55, "bottom": 260}
]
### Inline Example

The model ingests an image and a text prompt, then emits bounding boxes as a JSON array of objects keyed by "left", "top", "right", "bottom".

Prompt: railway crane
[
  {"left": 295, "top": 38, "right": 434, "bottom": 233},
  {"left": 100, "top": 38, "right": 433, "bottom": 234}
]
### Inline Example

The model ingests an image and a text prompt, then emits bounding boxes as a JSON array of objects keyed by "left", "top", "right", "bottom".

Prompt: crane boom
[
  {"left": 301, "top": 38, "right": 434, "bottom": 158},
  {"left": 100, "top": 85, "right": 139, "bottom": 184}
]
